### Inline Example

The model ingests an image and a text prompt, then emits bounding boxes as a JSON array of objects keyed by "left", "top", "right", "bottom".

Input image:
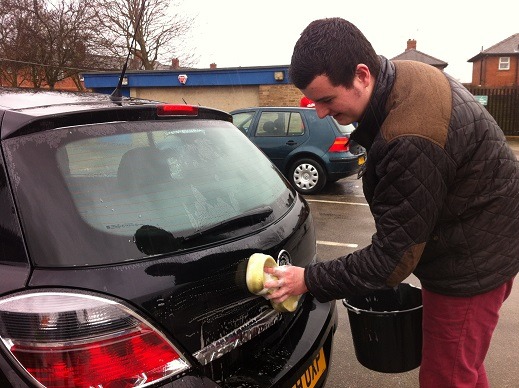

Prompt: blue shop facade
[{"left": 82, "top": 65, "right": 302, "bottom": 112}]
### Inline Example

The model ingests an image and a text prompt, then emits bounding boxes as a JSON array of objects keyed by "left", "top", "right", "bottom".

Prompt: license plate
[
  {"left": 357, "top": 155, "right": 366, "bottom": 165},
  {"left": 292, "top": 348, "right": 327, "bottom": 388}
]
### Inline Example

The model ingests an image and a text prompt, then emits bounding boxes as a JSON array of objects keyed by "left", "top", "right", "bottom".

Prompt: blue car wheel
[{"left": 289, "top": 158, "right": 327, "bottom": 195}]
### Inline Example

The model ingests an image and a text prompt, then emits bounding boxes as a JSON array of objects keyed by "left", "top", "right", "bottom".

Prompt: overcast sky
[{"left": 183, "top": 0, "right": 518, "bottom": 83}]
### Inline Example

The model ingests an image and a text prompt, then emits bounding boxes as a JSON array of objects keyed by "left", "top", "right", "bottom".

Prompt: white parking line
[
  {"left": 308, "top": 199, "right": 364, "bottom": 248},
  {"left": 317, "top": 241, "right": 358, "bottom": 248},
  {"left": 306, "top": 199, "right": 369, "bottom": 206}
]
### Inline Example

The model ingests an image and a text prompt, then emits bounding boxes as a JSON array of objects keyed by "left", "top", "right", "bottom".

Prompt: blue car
[{"left": 231, "top": 107, "right": 366, "bottom": 195}]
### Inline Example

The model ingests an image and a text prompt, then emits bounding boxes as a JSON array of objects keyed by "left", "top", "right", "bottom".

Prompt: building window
[{"left": 499, "top": 57, "right": 510, "bottom": 70}]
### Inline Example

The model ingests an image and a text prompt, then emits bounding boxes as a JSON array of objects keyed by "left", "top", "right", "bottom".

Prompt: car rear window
[{"left": 4, "top": 119, "right": 294, "bottom": 267}]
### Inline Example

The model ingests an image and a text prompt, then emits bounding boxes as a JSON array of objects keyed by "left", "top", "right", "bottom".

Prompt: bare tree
[
  {"left": 1, "top": 0, "right": 197, "bottom": 90},
  {"left": 0, "top": 0, "right": 36, "bottom": 87},
  {"left": 93, "top": 0, "right": 197, "bottom": 70},
  {"left": 0, "top": 0, "right": 100, "bottom": 89},
  {"left": 30, "top": 0, "right": 100, "bottom": 89}
]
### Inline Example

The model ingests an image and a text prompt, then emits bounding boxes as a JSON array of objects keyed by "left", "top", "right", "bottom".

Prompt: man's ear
[{"left": 355, "top": 64, "right": 371, "bottom": 87}]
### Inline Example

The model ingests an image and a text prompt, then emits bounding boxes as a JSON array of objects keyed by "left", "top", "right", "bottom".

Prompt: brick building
[
  {"left": 469, "top": 33, "right": 519, "bottom": 87},
  {"left": 0, "top": 66, "right": 82, "bottom": 91},
  {"left": 391, "top": 39, "right": 448, "bottom": 71}
]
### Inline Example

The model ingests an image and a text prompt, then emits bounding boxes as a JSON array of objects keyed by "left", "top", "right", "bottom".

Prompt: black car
[
  {"left": 0, "top": 87, "right": 337, "bottom": 388},
  {"left": 230, "top": 107, "right": 366, "bottom": 195}
]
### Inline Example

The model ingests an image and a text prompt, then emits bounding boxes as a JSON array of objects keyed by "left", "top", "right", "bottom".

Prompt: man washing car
[{"left": 264, "top": 17, "right": 519, "bottom": 387}]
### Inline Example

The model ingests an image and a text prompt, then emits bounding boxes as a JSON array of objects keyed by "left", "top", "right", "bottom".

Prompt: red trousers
[{"left": 419, "top": 278, "right": 514, "bottom": 388}]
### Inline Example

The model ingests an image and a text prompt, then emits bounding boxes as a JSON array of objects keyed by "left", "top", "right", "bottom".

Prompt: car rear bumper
[
  {"left": 277, "top": 298, "right": 338, "bottom": 388},
  {"left": 194, "top": 296, "right": 338, "bottom": 388},
  {"left": 327, "top": 155, "right": 363, "bottom": 180}
]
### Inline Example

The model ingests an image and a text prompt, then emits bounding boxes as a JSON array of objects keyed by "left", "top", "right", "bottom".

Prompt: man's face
[{"left": 302, "top": 72, "right": 372, "bottom": 125}]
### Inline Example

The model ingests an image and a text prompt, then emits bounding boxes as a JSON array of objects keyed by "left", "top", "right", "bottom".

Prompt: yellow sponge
[{"left": 245, "top": 253, "right": 300, "bottom": 312}]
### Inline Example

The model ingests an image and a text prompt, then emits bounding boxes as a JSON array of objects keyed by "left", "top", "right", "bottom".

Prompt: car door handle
[{"left": 286, "top": 140, "right": 298, "bottom": 146}]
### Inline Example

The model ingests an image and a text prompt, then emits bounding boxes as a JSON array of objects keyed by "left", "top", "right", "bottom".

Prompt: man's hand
[{"left": 263, "top": 265, "right": 308, "bottom": 303}]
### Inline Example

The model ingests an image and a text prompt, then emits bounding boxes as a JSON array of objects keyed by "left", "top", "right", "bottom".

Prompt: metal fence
[{"left": 465, "top": 86, "right": 519, "bottom": 136}]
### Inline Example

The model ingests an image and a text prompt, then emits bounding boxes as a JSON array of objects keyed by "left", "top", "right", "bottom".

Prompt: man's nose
[{"left": 314, "top": 104, "right": 329, "bottom": 119}]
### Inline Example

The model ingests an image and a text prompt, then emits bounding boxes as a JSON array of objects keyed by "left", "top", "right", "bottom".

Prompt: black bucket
[{"left": 342, "top": 283, "right": 422, "bottom": 373}]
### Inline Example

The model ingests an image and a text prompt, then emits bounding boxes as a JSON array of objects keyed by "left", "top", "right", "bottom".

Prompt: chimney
[
  {"left": 171, "top": 58, "right": 180, "bottom": 69},
  {"left": 406, "top": 39, "right": 417, "bottom": 51},
  {"left": 210, "top": 63, "right": 217, "bottom": 69}
]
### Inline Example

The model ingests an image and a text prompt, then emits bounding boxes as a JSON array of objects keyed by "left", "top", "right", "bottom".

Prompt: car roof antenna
[{"left": 110, "top": 0, "right": 146, "bottom": 103}]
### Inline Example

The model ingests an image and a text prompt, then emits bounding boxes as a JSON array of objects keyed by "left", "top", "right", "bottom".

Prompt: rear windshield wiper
[
  {"left": 134, "top": 206, "right": 273, "bottom": 255},
  {"left": 185, "top": 206, "right": 273, "bottom": 241}
]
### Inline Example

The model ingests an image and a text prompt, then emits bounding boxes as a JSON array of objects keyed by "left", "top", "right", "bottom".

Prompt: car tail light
[
  {"left": 157, "top": 104, "right": 199, "bottom": 116},
  {"left": 0, "top": 291, "right": 190, "bottom": 387},
  {"left": 328, "top": 137, "right": 350, "bottom": 152}
]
